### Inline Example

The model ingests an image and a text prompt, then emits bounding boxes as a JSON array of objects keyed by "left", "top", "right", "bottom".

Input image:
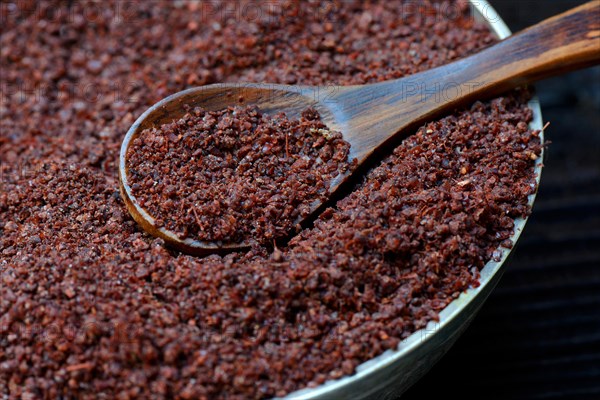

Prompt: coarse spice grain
[
  {"left": 0, "top": 1, "right": 542, "bottom": 399},
  {"left": 126, "top": 106, "right": 352, "bottom": 244}
]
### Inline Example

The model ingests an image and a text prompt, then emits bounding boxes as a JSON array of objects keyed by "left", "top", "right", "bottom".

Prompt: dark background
[{"left": 403, "top": 1, "right": 600, "bottom": 399}]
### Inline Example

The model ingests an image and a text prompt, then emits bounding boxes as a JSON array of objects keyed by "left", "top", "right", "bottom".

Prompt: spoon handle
[
  {"left": 436, "top": 0, "right": 600, "bottom": 95},
  {"left": 342, "top": 1, "right": 600, "bottom": 160}
]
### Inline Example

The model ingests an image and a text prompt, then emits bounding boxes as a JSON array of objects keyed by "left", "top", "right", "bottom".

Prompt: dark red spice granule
[
  {"left": 1, "top": 1, "right": 542, "bottom": 399},
  {"left": 126, "top": 105, "right": 352, "bottom": 244}
]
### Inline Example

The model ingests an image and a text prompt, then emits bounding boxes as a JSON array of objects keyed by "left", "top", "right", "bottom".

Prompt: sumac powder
[
  {"left": 126, "top": 106, "right": 352, "bottom": 244},
  {"left": 0, "top": 1, "right": 542, "bottom": 399}
]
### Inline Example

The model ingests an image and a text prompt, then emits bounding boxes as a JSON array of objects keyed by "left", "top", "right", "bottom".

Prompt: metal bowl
[{"left": 282, "top": 1, "right": 544, "bottom": 399}]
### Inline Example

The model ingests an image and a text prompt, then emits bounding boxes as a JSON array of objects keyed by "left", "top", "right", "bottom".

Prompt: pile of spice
[
  {"left": 126, "top": 106, "right": 352, "bottom": 244},
  {"left": 0, "top": 1, "right": 542, "bottom": 399}
]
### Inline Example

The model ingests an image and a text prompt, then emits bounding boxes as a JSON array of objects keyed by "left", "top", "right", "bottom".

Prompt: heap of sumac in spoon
[{"left": 126, "top": 105, "right": 353, "bottom": 245}]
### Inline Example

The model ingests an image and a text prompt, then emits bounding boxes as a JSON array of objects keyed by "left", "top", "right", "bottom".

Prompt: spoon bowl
[{"left": 118, "top": 83, "right": 352, "bottom": 254}]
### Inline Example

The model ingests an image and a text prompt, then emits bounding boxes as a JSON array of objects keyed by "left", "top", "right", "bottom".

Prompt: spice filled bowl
[
  {"left": 116, "top": 0, "right": 550, "bottom": 396},
  {"left": 121, "top": 1, "right": 548, "bottom": 397},
  {"left": 115, "top": 1, "right": 548, "bottom": 398}
]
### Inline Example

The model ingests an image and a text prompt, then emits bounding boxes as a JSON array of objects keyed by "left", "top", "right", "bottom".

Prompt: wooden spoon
[{"left": 120, "top": 1, "right": 600, "bottom": 255}]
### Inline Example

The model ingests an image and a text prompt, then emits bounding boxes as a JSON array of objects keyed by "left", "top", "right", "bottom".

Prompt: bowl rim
[{"left": 283, "top": 1, "right": 544, "bottom": 398}]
